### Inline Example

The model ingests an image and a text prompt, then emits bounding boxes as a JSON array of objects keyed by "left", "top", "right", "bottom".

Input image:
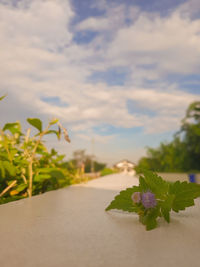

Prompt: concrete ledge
[
  {"left": 157, "top": 172, "right": 200, "bottom": 183},
  {"left": 0, "top": 174, "right": 200, "bottom": 267}
]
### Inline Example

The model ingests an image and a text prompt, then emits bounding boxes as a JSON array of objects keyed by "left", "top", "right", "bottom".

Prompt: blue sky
[{"left": 0, "top": 0, "right": 200, "bottom": 165}]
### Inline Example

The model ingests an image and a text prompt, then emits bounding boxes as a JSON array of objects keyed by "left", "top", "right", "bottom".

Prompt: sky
[{"left": 0, "top": 0, "right": 200, "bottom": 165}]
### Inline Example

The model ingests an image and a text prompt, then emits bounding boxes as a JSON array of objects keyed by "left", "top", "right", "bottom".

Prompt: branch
[{"left": 0, "top": 180, "right": 17, "bottom": 198}]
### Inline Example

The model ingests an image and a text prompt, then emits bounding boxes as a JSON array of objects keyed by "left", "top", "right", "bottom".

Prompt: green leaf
[
  {"left": 37, "top": 167, "right": 57, "bottom": 173},
  {"left": 105, "top": 186, "right": 140, "bottom": 212},
  {"left": 37, "top": 168, "right": 65, "bottom": 179},
  {"left": 34, "top": 174, "right": 51, "bottom": 182},
  {"left": 27, "top": 118, "right": 42, "bottom": 132},
  {"left": 15, "top": 184, "right": 27, "bottom": 193},
  {"left": 54, "top": 154, "right": 65, "bottom": 162},
  {"left": 45, "top": 130, "right": 60, "bottom": 140},
  {"left": 0, "top": 95, "right": 6, "bottom": 101},
  {"left": 170, "top": 181, "right": 200, "bottom": 212},
  {"left": 142, "top": 170, "right": 169, "bottom": 198},
  {"left": 3, "top": 122, "right": 21, "bottom": 135},
  {"left": 3, "top": 161, "right": 17, "bottom": 176},
  {"left": 139, "top": 176, "right": 149, "bottom": 191},
  {"left": 49, "top": 119, "right": 59, "bottom": 125},
  {"left": 160, "top": 195, "right": 175, "bottom": 222},
  {"left": 140, "top": 207, "right": 159, "bottom": 230}
]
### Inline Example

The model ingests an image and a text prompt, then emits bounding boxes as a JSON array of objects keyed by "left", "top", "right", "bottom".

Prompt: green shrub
[
  {"left": 0, "top": 95, "right": 74, "bottom": 204},
  {"left": 100, "top": 168, "right": 118, "bottom": 176}
]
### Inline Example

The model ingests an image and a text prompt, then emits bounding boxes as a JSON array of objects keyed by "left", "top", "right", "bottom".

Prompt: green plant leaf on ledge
[{"left": 105, "top": 170, "right": 200, "bottom": 231}]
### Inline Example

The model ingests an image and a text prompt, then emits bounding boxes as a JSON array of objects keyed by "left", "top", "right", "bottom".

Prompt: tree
[
  {"left": 136, "top": 101, "right": 200, "bottom": 172},
  {"left": 179, "top": 101, "right": 200, "bottom": 171},
  {"left": 72, "top": 150, "right": 106, "bottom": 173}
]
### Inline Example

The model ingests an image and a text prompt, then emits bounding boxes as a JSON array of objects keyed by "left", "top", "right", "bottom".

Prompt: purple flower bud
[
  {"left": 131, "top": 192, "right": 141, "bottom": 203},
  {"left": 142, "top": 192, "right": 157, "bottom": 209}
]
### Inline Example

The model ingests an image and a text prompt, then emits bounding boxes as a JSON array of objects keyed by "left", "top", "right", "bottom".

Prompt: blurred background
[{"left": 0, "top": 0, "right": 200, "bottom": 204}]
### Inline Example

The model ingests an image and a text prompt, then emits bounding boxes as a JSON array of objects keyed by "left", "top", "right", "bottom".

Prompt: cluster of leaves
[
  {"left": 135, "top": 102, "right": 200, "bottom": 172},
  {"left": 0, "top": 95, "right": 74, "bottom": 204},
  {"left": 105, "top": 170, "right": 200, "bottom": 230}
]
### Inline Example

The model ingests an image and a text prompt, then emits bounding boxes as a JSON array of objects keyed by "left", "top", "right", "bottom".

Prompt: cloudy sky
[{"left": 0, "top": 0, "right": 200, "bottom": 165}]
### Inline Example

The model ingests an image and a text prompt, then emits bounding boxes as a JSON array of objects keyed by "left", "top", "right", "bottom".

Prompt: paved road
[{"left": 0, "top": 173, "right": 200, "bottom": 267}]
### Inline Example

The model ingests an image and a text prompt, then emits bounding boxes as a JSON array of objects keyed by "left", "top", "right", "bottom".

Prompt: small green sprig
[{"left": 105, "top": 170, "right": 200, "bottom": 230}]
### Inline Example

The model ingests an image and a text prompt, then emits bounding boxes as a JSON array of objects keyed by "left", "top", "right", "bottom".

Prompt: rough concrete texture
[{"left": 0, "top": 173, "right": 200, "bottom": 267}]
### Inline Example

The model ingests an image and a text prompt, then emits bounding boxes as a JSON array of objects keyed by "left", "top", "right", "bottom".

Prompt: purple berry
[
  {"left": 131, "top": 192, "right": 141, "bottom": 203},
  {"left": 142, "top": 192, "right": 157, "bottom": 209}
]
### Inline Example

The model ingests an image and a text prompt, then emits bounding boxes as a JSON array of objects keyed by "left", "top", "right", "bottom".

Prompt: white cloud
[
  {"left": 77, "top": 133, "right": 115, "bottom": 144},
  {"left": 76, "top": 17, "right": 109, "bottom": 31},
  {"left": 0, "top": 0, "right": 200, "bottom": 164},
  {"left": 76, "top": 4, "right": 200, "bottom": 76},
  {"left": 105, "top": 11, "right": 200, "bottom": 75}
]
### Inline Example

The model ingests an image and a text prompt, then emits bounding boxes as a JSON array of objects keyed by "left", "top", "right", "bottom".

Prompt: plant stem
[
  {"left": 28, "top": 123, "right": 50, "bottom": 198},
  {"left": 21, "top": 174, "right": 27, "bottom": 184},
  {"left": 28, "top": 159, "right": 33, "bottom": 197},
  {"left": 0, "top": 180, "right": 17, "bottom": 198}
]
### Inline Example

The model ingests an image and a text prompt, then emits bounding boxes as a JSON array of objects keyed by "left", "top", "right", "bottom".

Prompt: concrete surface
[
  {"left": 0, "top": 173, "right": 200, "bottom": 267},
  {"left": 157, "top": 172, "right": 200, "bottom": 183}
]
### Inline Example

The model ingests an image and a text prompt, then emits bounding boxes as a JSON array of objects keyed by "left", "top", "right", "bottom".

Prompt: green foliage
[
  {"left": 3, "top": 122, "right": 22, "bottom": 135},
  {"left": 106, "top": 170, "right": 200, "bottom": 230},
  {"left": 106, "top": 187, "right": 140, "bottom": 212},
  {"left": 85, "top": 159, "right": 106, "bottom": 173},
  {"left": 169, "top": 181, "right": 200, "bottom": 212},
  {"left": 136, "top": 101, "right": 200, "bottom": 172},
  {"left": 27, "top": 118, "right": 42, "bottom": 132},
  {"left": 100, "top": 168, "right": 118, "bottom": 176},
  {"left": 0, "top": 97, "right": 73, "bottom": 204}
]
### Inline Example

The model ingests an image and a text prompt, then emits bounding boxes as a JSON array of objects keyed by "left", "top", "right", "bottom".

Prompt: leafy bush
[{"left": 0, "top": 95, "right": 73, "bottom": 204}]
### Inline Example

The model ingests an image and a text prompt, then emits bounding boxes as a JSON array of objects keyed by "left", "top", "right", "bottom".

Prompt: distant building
[{"left": 114, "top": 159, "right": 135, "bottom": 173}]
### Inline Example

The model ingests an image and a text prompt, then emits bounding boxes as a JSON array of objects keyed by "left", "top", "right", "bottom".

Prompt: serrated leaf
[
  {"left": 172, "top": 199, "right": 195, "bottom": 212},
  {"left": 27, "top": 118, "right": 42, "bottom": 132},
  {"left": 105, "top": 186, "right": 140, "bottom": 212},
  {"left": 142, "top": 170, "right": 169, "bottom": 198},
  {"left": 139, "top": 176, "right": 149, "bottom": 191},
  {"left": 169, "top": 181, "right": 200, "bottom": 212},
  {"left": 160, "top": 195, "right": 175, "bottom": 222}
]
